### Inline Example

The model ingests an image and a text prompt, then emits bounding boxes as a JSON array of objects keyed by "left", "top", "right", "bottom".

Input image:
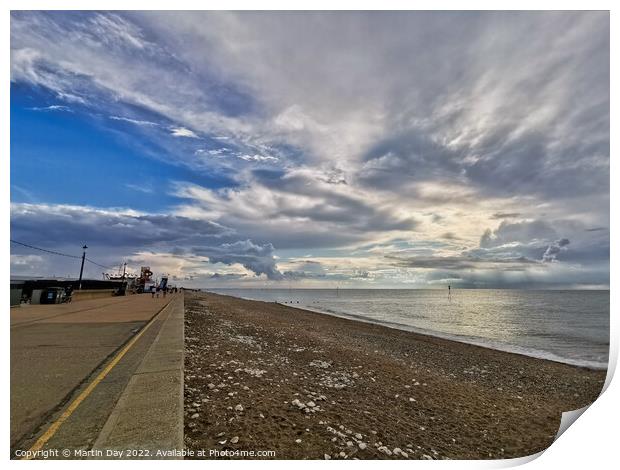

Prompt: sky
[{"left": 10, "top": 11, "right": 610, "bottom": 289}]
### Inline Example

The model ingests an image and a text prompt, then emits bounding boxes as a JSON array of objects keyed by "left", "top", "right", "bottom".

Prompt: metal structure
[
  {"left": 135, "top": 266, "right": 153, "bottom": 293},
  {"left": 78, "top": 245, "right": 88, "bottom": 290}
]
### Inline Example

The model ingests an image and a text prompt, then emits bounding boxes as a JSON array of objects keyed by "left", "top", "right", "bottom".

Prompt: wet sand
[{"left": 184, "top": 292, "right": 606, "bottom": 460}]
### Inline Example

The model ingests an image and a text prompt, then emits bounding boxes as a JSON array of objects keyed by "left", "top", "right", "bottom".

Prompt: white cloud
[
  {"left": 27, "top": 104, "right": 72, "bottom": 112},
  {"left": 170, "top": 126, "right": 199, "bottom": 138},
  {"left": 110, "top": 115, "right": 159, "bottom": 126},
  {"left": 237, "top": 154, "right": 278, "bottom": 162},
  {"left": 9, "top": 12, "right": 609, "bottom": 287}
]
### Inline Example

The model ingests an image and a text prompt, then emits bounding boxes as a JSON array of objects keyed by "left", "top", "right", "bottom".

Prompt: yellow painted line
[{"left": 21, "top": 298, "right": 175, "bottom": 460}]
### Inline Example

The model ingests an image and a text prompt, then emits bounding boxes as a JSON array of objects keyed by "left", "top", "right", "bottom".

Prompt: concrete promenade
[
  {"left": 10, "top": 293, "right": 184, "bottom": 458},
  {"left": 93, "top": 294, "right": 184, "bottom": 457}
]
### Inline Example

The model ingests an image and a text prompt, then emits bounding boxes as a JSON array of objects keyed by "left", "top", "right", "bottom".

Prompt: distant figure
[
  {"left": 151, "top": 287, "right": 155, "bottom": 298},
  {"left": 448, "top": 284, "right": 451, "bottom": 300},
  {"left": 64, "top": 285, "right": 73, "bottom": 302},
  {"left": 163, "top": 288, "right": 167, "bottom": 298},
  {"left": 156, "top": 286, "right": 160, "bottom": 298}
]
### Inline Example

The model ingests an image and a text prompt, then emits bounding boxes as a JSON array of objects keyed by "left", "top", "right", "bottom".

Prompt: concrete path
[
  {"left": 10, "top": 293, "right": 176, "bottom": 453},
  {"left": 93, "top": 295, "right": 184, "bottom": 458}
]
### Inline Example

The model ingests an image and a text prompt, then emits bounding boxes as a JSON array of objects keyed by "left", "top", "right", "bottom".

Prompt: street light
[{"left": 78, "top": 244, "right": 88, "bottom": 290}]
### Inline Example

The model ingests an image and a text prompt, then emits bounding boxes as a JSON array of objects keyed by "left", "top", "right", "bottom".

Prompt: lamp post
[{"left": 78, "top": 245, "right": 88, "bottom": 290}]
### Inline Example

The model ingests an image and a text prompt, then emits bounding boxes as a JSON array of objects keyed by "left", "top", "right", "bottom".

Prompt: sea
[{"left": 204, "top": 288, "right": 609, "bottom": 370}]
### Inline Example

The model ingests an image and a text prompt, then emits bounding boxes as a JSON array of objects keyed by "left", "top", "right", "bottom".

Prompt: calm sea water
[{"left": 205, "top": 288, "right": 609, "bottom": 370}]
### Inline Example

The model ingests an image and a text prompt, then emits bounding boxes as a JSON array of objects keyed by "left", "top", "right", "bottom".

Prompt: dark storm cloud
[
  {"left": 389, "top": 217, "right": 609, "bottom": 286},
  {"left": 209, "top": 273, "right": 247, "bottom": 280},
  {"left": 463, "top": 131, "right": 609, "bottom": 200},
  {"left": 422, "top": 266, "right": 610, "bottom": 289},
  {"left": 542, "top": 238, "right": 570, "bottom": 263},
  {"left": 358, "top": 132, "right": 462, "bottom": 190},
  {"left": 192, "top": 240, "right": 283, "bottom": 280},
  {"left": 475, "top": 219, "right": 609, "bottom": 267},
  {"left": 10, "top": 203, "right": 231, "bottom": 248},
  {"left": 10, "top": 203, "right": 287, "bottom": 280},
  {"left": 479, "top": 220, "right": 558, "bottom": 248},
  {"left": 386, "top": 253, "right": 536, "bottom": 271},
  {"left": 249, "top": 169, "right": 418, "bottom": 233}
]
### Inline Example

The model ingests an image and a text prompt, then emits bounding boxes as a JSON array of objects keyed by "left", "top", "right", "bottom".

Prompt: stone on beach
[
  {"left": 378, "top": 446, "right": 392, "bottom": 456},
  {"left": 291, "top": 398, "right": 306, "bottom": 409},
  {"left": 184, "top": 292, "right": 607, "bottom": 460}
]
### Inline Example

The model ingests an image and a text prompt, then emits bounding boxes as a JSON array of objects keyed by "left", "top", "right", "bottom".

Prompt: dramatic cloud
[
  {"left": 10, "top": 203, "right": 231, "bottom": 248},
  {"left": 479, "top": 220, "right": 558, "bottom": 249},
  {"left": 10, "top": 203, "right": 285, "bottom": 280},
  {"left": 542, "top": 238, "right": 570, "bottom": 263},
  {"left": 387, "top": 254, "right": 536, "bottom": 271},
  {"left": 192, "top": 240, "right": 283, "bottom": 280},
  {"left": 10, "top": 11, "right": 609, "bottom": 287}
]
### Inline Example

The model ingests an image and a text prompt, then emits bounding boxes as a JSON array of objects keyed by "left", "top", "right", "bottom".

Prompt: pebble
[
  {"left": 292, "top": 399, "right": 306, "bottom": 409},
  {"left": 355, "top": 433, "right": 363, "bottom": 440},
  {"left": 295, "top": 439, "right": 302, "bottom": 444},
  {"left": 378, "top": 446, "right": 392, "bottom": 456},
  {"left": 230, "top": 436, "right": 239, "bottom": 444},
  {"left": 190, "top": 413, "right": 199, "bottom": 419},
  {"left": 235, "top": 404, "right": 244, "bottom": 412},
  {"left": 358, "top": 442, "right": 367, "bottom": 450},
  {"left": 324, "top": 454, "right": 331, "bottom": 460}
]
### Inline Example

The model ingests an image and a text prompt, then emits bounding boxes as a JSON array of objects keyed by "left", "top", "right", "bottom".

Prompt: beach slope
[{"left": 184, "top": 292, "right": 605, "bottom": 459}]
